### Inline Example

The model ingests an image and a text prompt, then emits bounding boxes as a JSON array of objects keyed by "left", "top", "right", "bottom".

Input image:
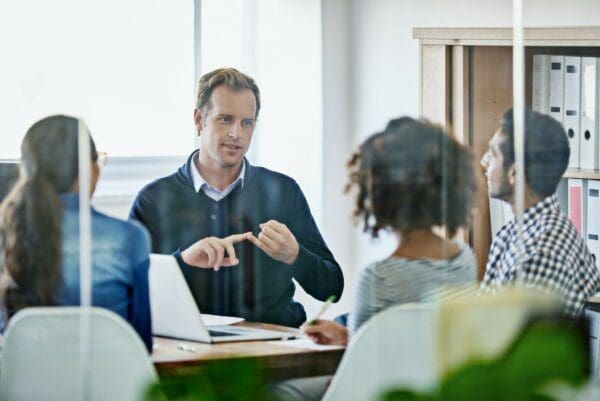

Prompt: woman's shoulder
[
  {"left": 361, "top": 244, "right": 476, "bottom": 276},
  {"left": 92, "top": 209, "right": 145, "bottom": 234},
  {"left": 448, "top": 242, "right": 477, "bottom": 269},
  {"left": 91, "top": 209, "right": 151, "bottom": 252},
  {"left": 358, "top": 258, "right": 412, "bottom": 281}
]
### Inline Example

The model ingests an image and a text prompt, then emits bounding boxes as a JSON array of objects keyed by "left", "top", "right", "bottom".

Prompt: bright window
[{"left": 0, "top": 0, "right": 194, "bottom": 158}]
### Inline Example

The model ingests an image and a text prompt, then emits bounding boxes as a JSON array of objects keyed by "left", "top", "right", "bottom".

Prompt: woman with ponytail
[{"left": 0, "top": 115, "right": 152, "bottom": 351}]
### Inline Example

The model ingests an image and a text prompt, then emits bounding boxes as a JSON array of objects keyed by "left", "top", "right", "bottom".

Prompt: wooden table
[{"left": 152, "top": 322, "right": 345, "bottom": 381}]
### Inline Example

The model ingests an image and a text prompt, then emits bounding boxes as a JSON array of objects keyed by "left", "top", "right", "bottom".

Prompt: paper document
[
  {"left": 200, "top": 313, "right": 245, "bottom": 326},
  {"left": 269, "top": 338, "right": 345, "bottom": 351}
]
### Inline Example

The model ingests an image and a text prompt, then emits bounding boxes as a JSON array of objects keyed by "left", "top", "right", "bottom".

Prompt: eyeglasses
[{"left": 96, "top": 152, "right": 109, "bottom": 168}]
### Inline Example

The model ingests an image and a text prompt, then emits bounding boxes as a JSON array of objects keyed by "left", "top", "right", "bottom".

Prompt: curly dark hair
[{"left": 346, "top": 117, "right": 476, "bottom": 238}]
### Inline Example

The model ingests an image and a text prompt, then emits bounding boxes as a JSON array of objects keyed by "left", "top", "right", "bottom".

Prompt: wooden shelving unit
[
  {"left": 413, "top": 26, "right": 600, "bottom": 279},
  {"left": 563, "top": 169, "right": 600, "bottom": 180}
]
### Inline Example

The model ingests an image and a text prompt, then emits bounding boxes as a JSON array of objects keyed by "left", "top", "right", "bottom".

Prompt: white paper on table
[
  {"left": 201, "top": 313, "right": 245, "bottom": 326},
  {"left": 268, "top": 338, "right": 345, "bottom": 351}
]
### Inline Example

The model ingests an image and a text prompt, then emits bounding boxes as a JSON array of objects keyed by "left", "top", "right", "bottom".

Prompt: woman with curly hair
[
  {"left": 304, "top": 116, "right": 478, "bottom": 345},
  {"left": 273, "top": 117, "right": 479, "bottom": 401},
  {"left": 0, "top": 115, "right": 152, "bottom": 351}
]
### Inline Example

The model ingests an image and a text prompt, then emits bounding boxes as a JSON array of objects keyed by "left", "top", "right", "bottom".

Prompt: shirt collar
[
  {"left": 191, "top": 154, "right": 245, "bottom": 193},
  {"left": 515, "top": 194, "right": 559, "bottom": 241}
]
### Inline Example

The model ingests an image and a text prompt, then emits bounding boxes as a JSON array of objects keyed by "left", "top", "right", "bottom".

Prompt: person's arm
[
  {"left": 348, "top": 263, "right": 381, "bottom": 334},
  {"left": 518, "top": 250, "right": 600, "bottom": 317},
  {"left": 128, "top": 189, "right": 160, "bottom": 253},
  {"left": 302, "top": 320, "right": 348, "bottom": 346},
  {"left": 128, "top": 223, "right": 153, "bottom": 353},
  {"left": 285, "top": 182, "right": 344, "bottom": 301},
  {"left": 247, "top": 181, "right": 344, "bottom": 301}
]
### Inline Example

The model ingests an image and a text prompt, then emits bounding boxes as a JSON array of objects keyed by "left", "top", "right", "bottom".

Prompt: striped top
[{"left": 348, "top": 244, "right": 477, "bottom": 334}]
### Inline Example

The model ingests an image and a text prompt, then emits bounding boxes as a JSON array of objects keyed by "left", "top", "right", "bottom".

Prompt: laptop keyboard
[{"left": 208, "top": 329, "right": 239, "bottom": 337}]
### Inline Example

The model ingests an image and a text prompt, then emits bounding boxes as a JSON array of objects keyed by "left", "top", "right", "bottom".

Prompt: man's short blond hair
[{"left": 196, "top": 68, "right": 261, "bottom": 118}]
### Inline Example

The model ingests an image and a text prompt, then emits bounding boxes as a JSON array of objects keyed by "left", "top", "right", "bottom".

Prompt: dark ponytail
[
  {"left": 0, "top": 115, "right": 97, "bottom": 321},
  {"left": 0, "top": 174, "right": 63, "bottom": 315}
]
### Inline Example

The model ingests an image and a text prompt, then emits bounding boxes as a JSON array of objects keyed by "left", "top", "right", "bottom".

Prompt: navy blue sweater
[{"left": 129, "top": 151, "right": 344, "bottom": 327}]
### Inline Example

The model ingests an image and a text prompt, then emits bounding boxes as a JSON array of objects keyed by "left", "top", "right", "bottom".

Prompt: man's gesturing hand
[
  {"left": 181, "top": 233, "right": 251, "bottom": 271},
  {"left": 248, "top": 220, "right": 300, "bottom": 265}
]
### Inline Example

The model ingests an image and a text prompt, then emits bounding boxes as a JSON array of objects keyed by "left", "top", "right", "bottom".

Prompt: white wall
[
  {"left": 319, "top": 0, "right": 354, "bottom": 317},
  {"left": 253, "top": 0, "right": 323, "bottom": 223}
]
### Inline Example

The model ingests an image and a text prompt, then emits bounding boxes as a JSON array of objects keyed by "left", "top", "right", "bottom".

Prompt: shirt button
[{"left": 210, "top": 214, "right": 217, "bottom": 221}]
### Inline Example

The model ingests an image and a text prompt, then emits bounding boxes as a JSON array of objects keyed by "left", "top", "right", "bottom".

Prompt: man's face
[
  {"left": 481, "top": 130, "right": 514, "bottom": 202},
  {"left": 194, "top": 85, "right": 257, "bottom": 169}
]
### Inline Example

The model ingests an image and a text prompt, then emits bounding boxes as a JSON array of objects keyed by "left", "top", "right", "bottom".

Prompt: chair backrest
[
  {"left": 322, "top": 304, "right": 439, "bottom": 401},
  {"left": 0, "top": 307, "right": 157, "bottom": 401},
  {"left": 322, "top": 292, "right": 549, "bottom": 401},
  {"left": 585, "top": 308, "right": 600, "bottom": 379}
]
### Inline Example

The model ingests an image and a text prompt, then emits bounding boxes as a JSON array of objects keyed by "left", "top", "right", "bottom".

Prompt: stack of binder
[
  {"left": 531, "top": 54, "right": 600, "bottom": 269},
  {"left": 532, "top": 55, "right": 600, "bottom": 170},
  {"left": 566, "top": 178, "right": 600, "bottom": 269}
]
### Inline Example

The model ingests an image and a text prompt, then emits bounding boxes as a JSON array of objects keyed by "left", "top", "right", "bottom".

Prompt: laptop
[{"left": 149, "top": 253, "right": 295, "bottom": 343}]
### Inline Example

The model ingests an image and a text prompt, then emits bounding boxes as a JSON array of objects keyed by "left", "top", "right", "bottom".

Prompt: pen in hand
[{"left": 307, "top": 295, "right": 337, "bottom": 325}]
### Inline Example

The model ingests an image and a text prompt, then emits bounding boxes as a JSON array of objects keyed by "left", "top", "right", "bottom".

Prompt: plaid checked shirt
[{"left": 481, "top": 195, "right": 600, "bottom": 317}]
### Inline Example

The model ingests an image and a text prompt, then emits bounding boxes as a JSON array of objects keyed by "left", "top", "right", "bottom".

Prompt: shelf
[
  {"left": 415, "top": 26, "right": 600, "bottom": 275},
  {"left": 563, "top": 169, "right": 600, "bottom": 180},
  {"left": 413, "top": 26, "right": 600, "bottom": 47}
]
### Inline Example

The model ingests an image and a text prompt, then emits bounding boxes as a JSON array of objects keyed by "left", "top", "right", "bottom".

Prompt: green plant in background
[
  {"left": 145, "top": 358, "right": 282, "bottom": 401},
  {"left": 382, "top": 317, "right": 589, "bottom": 401}
]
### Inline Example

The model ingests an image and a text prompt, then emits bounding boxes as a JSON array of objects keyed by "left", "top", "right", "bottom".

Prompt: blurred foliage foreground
[
  {"left": 382, "top": 316, "right": 590, "bottom": 401},
  {"left": 145, "top": 358, "right": 281, "bottom": 401}
]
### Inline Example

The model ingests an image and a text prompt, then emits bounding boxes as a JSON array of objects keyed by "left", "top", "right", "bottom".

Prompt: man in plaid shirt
[{"left": 480, "top": 108, "right": 600, "bottom": 317}]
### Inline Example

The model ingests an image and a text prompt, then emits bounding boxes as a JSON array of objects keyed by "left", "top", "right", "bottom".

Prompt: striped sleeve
[{"left": 349, "top": 263, "right": 382, "bottom": 334}]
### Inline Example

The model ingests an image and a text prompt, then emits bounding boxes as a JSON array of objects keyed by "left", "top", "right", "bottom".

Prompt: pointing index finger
[{"left": 226, "top": 232, "right": 252, "bottom": 244}]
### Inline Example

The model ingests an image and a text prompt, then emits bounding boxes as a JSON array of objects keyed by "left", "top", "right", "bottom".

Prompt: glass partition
[{"left": 2, "top": 1, "right": 600, "bottom": 400}]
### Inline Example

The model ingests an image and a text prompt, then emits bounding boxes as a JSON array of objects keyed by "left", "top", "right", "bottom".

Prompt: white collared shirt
[{"left": 191, "top": 156, "right": 245, "bottom": 201}]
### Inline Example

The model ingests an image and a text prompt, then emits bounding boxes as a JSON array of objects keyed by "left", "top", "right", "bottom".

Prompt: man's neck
[
  {"left": 509, "top": 187, "right": 542, "bottom": 214},
  {"left": 196, "top": 154, "right": 242, "bottom": 191}
]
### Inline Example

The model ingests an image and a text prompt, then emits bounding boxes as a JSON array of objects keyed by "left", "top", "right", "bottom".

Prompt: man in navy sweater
[{"left": 130, "top": 68, "right": 343, "bottom": 327}]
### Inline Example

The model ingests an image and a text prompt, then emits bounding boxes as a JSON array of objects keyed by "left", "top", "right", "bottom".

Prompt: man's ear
[
  {"left": 193, "top": 108, "right": 203, "bottom": 133},
  {"left": 507, "top": 164, "right": 517, "bottom": 187}
]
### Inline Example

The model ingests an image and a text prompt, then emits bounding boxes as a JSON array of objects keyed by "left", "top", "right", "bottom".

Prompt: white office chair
[
  {"left": 321, "top": 303, "right": 438, "bottom": 401},
  {"left": 321, "top": 291, "right": 552, "bottom": 401},
  {"left": 0, "top": 307, "right": 158, "bottom": 401}
]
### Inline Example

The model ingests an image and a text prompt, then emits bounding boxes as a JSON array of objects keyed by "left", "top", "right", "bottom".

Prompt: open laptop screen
[{"left": 0, "top": 161, "right": 20, "bottom": 202}]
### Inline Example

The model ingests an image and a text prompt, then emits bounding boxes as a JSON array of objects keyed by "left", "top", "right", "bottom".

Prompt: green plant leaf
[
  {"left": 380, "top": 316, "right": 588, "bottom": 401},
  {"left": 145, "top": 358, "right": 281, "bottom": 401}
]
